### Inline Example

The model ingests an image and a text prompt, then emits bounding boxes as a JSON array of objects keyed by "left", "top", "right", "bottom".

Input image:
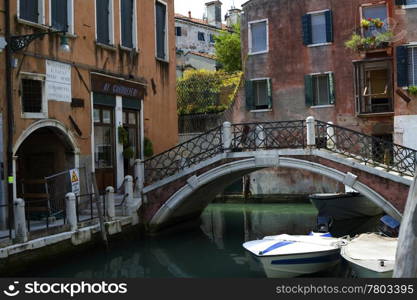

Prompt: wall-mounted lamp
[{"left": 9, "top": 30, "right": 70, "bottom": 53}]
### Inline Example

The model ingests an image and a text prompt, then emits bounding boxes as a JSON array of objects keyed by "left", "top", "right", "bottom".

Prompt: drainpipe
[{"left": 5, "top": 0, "right": 15, "bottom": 208}]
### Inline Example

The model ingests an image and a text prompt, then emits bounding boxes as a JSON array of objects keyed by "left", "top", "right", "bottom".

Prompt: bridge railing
[
  {"left": 230, "top": 120, "right": 306, "bottom": 151},
  {"left": 144, "top": 125, "right": 223, "bottom": 185},
  {"left": 316, "top": 120, "right": 417, "bottom": 177}
]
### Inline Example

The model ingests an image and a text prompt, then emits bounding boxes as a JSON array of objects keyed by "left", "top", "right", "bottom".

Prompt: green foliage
[
  {"left": 345, "top": 31, "right": 393, "bottom": 52},
  {"left": 408, "top": 86, "right": 417, "bottom": 96},
  {"left": 118, "top": 126, "right": 129, "bottom": 146},
  {"left": 123, "top": 147, "right": 135, "bottom": 159},
  {"left": 214, "top": 23, "right": 242, "bottom": 73},
  {"left": 177, "top": 69, "right": 242, "bottom": 115},
  {"left": 144, "top": 137, "right": 154, "bottom": 158}
]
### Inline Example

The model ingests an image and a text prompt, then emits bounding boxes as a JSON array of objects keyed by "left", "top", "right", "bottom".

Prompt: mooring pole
[
  {"left": 91, "top": 172, "right": 108, "bottom": 248},
  {"left": 394, "top": 174, "right": 417, "bottom": 277}
]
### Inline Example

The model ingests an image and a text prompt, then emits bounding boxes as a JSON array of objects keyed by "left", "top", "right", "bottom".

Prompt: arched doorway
[{"left": 14, "top": 123, "right": 78, "bottom": 217}]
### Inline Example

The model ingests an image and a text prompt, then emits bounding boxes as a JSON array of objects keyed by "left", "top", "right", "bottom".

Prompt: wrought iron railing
[
  {"left": 144, "top": 126, "right": 223, "bottom": 185},
  {"left": 143, "top": 119, "right": 417, "bottom": 186},
  {"left": 231, "top": 120, "right": 306, "bottom": 151},
  {"left": 316, "top": 121, "right": 417, "bottom": 177}
]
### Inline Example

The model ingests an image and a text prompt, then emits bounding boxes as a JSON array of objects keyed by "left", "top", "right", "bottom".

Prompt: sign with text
[
  {"left": 46, "top": 60, "right": 72, "bottom": 102},
  {"left": 91, "top": 73, "right": 145, "bottom": 100},
  {"left": 69, "top": 169, "right": 80, "bottom": 195}
]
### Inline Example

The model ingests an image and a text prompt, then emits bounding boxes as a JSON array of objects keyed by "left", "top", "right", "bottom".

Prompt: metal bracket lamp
[{"left": 9, "top": 29, "right": 70, "bottom": 52}]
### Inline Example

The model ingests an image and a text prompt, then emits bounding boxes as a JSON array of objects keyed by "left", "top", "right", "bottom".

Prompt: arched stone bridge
[{"left": 138, "top": 118, "right": 417, "bottom": 232}]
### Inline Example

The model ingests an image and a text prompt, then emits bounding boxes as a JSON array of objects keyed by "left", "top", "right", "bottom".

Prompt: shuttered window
[
  {"left": 51, "top": 0, "right": 68, "bottom": 31},
  {"left": 305, "top": 73, "right": 335, "bottom": 106},
  {"left": 175, "top": 26, "right": 182, "bottom": 36},
  {"left": 121, "top": 0, "right": 134, "bottom": 48},
  {"left": 156, "top": 1, "right": 167, "bottom": 60},
  {"left": 96, "top": 0, "right": 111, "bottom": 44},
  {"left": 245, "top": 79, "right": 272, "bottom": 110},
  {"left": 249, "top": 20, "right": 267, "bottom": 54},
  {"left": 302, "top": 10, "right": 333, "bottom": 45},
  {"left": 19, "top": 0, "right": 39, "bottom": 23}
]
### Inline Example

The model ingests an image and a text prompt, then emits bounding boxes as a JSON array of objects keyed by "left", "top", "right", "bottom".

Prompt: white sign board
[
  {"left": 69, "top": 169, "right": 80, "bottom": 195},
  {"left": 46, "top": 60, "right": 72, "bottom": 102},
  {"left": 0, "top": 37, "right": 7, "bottom": 52}
]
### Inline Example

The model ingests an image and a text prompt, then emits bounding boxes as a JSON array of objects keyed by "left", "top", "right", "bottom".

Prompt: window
[
  {"left": 245, "top": 79, "right": 272, "bottom": 110},
  {"left": 311, "top": 13, "right": 326, "bottom": 44},
  {"left": 121, "top": 0, "right": 135, "bottom": 48},
  {"left": 362, "top": 5, "right": 387, "bottom": 37},
  {"left": 249, "top": 19, "right": 268, "bottom": 54},
  {"left": 397, "top": 45, "right": 417, "bottom": 87},
  {"left": 51, "top": 0, "right": 71, "bottom": 31},
  {"left": 21, "top": 75, "right": 47, "bottom": 118},
  {"left": 155, "top": 1, "right": 168, "bottom": 61},
  {"left": 22, "top": 79, "right": 42, "bottom": 113},
  {"left": 209, "top": 34, "right": 215, "bottom": 43},
  {"left": 19, "top": 0, "right": 43, "bottom": 23},
  {"left": 96, "top": 0, "right": 113, "bottom": 45},
  {"left": 94, "top": 106, "right": 114, "bottom": 169},
  {"left": 302, "top": 10, "right": 333, "bottom": 45},
  {"left": 305, "top": 73, "right": 335, "bottom": 107},
  {"left": 408, "top": 47, "right": 417, "bottom": 86},
  {"left": 354, "top": 60, "right": 393, "bottom": 114},
  {"left": 175, "top": 26, "right": 182, "bottom": 36},
  {"left": 198, "top": 32, "right": 205, "bottom": 41}
]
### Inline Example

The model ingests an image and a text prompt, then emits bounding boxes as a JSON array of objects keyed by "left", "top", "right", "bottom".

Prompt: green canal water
[{"left": 29, "top": 203, "right": 381, "bottom": 278}]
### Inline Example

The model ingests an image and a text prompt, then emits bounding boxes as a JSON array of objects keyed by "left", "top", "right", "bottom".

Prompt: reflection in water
[{"left": 27, "top": 203, "right": 380, "bottom": 278}]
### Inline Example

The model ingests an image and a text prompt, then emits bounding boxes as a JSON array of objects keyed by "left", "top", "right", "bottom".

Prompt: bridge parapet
[{"left": 144, "top": 117, "right": 417, "bottom": 186}]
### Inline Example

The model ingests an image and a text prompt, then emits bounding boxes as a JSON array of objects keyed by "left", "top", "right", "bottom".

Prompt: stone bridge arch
[{"left": 147, "top": 155, "right": 402, "bottom": 232}]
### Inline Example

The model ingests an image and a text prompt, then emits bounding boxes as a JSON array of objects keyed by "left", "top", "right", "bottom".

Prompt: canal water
[{"left": 29, "top": 203, "right": 381, "bottom": 278}]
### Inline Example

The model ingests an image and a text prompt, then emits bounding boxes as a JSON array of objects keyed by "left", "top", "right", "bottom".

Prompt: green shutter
[
  {"left": 305, "top": 75, "right": 313, "bottom": 107},
  {"left": 325, "top": 10, "right": 333, "bottom": 43},
  {"left": 245, "top": 80, "right": 255, "bottom": 110},
  {"left": 396, "top": 46, "right": 409, "bottom": 87},
  {"left": 267, "top": 79, "right": 273, "bottom": 109},
  {"left": 302, "top": 14, "right": 312, "bottom": 45},
  {"left": 328, "top": 73, "right": 335, "bottom": 104}
]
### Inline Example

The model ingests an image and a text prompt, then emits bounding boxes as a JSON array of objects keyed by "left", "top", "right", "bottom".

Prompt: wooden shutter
[
  {"left": 245, "top": 80, "right": 255, "bottom": 110},
  {"left": 267, "top": 79, "right": 273, "bottom": 109},
  {"left": 305, "top": 75, "right": 313, "bottom": 107},
  {"left": 302, "top": 14, "right": 312, "bottom": 45},
  {"left": 156, "top": 2, "right": 167, "bottom": 60},
  {"left": 51, "top": 0, "right": 68, "bottom": 31},
  {"left": 328, "top": 73, "right": 336, "bottom": 104},
  {"left": 396, "top": 46, "right": 409, "bottom": 87},
  {"left": 121, "top": 0, "right": 134, "bottom": 48},
  {"left": 96, "top": 0, "right": 110, "bottom": 44},
  {"left": 325, "top": 10, "right": 333, "bottom": 43},
  {"left": 20, "top": 0, "right": 39, "bottom": 23}
]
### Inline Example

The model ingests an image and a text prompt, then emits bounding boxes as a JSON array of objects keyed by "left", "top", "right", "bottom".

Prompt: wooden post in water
[
  {"left": 91, "top": 172, "right": 109, "bottom": 248},
  {"left": 394, "top": 174, "right": 417, "bottom": 277}
]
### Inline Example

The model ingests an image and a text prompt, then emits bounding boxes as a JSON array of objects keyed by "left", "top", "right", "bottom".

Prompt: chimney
[
  {"left": 226, "top": 8, "right": 241, "bottom": 27},
  {"left": 188, "top": 11, "right": 192, "bottom": 19},
  {"left": 205, "top": 1, "right": 222, "bottom": 28}
]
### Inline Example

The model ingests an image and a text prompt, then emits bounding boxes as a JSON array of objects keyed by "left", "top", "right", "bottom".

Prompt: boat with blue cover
[{"left": 243, "top": 232, "right": 347, "bottom": 278}]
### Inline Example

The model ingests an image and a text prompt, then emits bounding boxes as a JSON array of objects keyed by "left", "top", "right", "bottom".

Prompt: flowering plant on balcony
[
  {"left": 345, "top": 31, "right": 393, "bottom": 52},
  {"left": 360, "top": 18, "right": 384, "bottom": 29}
]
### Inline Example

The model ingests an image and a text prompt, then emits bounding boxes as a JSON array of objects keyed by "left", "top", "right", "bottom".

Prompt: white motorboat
[
  {"left": 243, "top": 232, "right": 346, "bottom": 278},
  {"left": 341, "top": 233, "right": 398, "bottom": 278}
]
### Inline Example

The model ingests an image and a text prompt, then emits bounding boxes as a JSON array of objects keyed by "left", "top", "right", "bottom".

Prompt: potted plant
[
  {"left": 123, "top": 146, "right": 135, "bottom": 159},
  {"left": 360, "top": 19, "right": 371, "bottom": 29},
  {"left": 408, "top": 86, "right": 417, "bottom": 96}
]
